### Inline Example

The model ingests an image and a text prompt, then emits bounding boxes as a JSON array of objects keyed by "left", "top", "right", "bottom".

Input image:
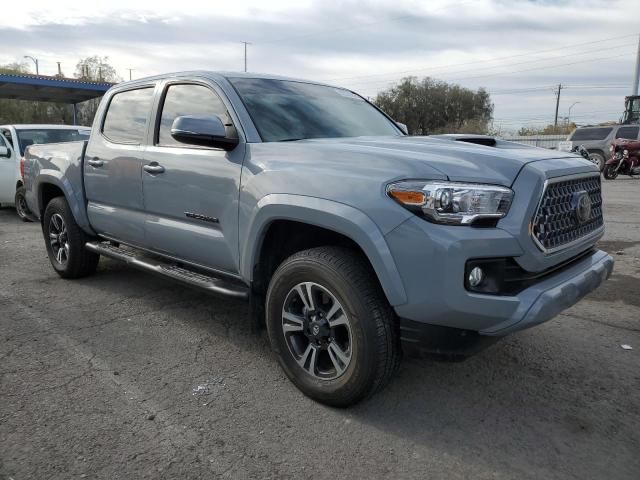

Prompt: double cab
[{"left": 24, "top": 72, "right": 613, "bottom": 406}]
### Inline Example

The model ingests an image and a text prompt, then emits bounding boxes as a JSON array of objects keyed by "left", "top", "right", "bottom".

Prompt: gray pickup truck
[{"left": 24, "top": 72, "right": 614, "bottom": 406}]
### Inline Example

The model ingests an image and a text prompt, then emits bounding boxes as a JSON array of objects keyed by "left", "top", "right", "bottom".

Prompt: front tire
[
  {"left": 588, "top": 152, "right": 605, "bottom": 171},
  {"left": 43, "top": 196, "right": 99, "bottom": 278},
  {"left": 14, "top": 186, "right": 32, "bottom": 222},
  {"left": 603, "top": 164, "right": 618, "bottom": 180},
  {"left": 265, "top": 246, "right": 400, "bottom": 407}
]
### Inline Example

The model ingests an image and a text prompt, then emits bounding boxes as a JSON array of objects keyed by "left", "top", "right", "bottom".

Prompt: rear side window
[
  {"left": 615, "top": 126, "right": 639, "bottom": 139},
  {"left": 570, "top": 127, "right": 612, "bottom": 141},
  {"left": 157, "top": 84, "right": 228, "bottom": 146},
  {"left": 102, "top": 88, "right": 154, "bottom": 144}
]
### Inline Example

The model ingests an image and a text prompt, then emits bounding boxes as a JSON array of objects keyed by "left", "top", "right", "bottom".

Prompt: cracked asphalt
[{"left": 1, "top": 180, "right": 639, "bottom": 480}]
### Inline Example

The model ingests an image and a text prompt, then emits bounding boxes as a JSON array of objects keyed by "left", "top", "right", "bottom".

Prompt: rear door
[
  {"left": 84, "top": 85, "right": 156, "bottom": 246},
  {"left": 142, "top": 80, "right": 245, "bottom": 274}
]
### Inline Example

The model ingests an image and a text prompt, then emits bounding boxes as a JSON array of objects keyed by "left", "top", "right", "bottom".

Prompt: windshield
[
  {"left": 229, "top": 78, "right": 401, "bottom": 142},
  {"left": 570, "top": 127, "right": 612, "bottom": 141},
  {"left": 16, "top": 128, "right": 90, "bottom": 155}
]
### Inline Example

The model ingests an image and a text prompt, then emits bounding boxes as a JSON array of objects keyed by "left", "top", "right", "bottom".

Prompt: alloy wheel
[
  {"left": 49, "top": 213, "right": 69, "bottom": 265},
  {"left": 281, "top": 282, "right": 353, "bottom": 380}
]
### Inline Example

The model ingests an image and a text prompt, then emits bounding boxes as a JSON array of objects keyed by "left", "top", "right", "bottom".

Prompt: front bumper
[{"left": 385, "top": 216, "right": 613, "bottom": 337}]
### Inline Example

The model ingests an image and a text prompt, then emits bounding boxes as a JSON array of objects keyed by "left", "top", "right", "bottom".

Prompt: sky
[{"left": 2, "top": 0, "right": 639, "bottom": 132}]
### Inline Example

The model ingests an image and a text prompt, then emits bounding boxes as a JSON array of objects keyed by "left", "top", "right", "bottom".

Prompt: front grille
[{"left": 532, "top": 174, "right": 603, "bottom": 252}]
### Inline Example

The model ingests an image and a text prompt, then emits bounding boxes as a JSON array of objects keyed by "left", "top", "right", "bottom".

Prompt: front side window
[
  {"left": 229, "top": 77, "right": 401, "bottom": 142},
  {"left": 570, "top": 127, "right": 613, "bottom": 141},
  {"left": 615, "top": 126, "right": 639, "bottom": 140},
  {"left": 1, "top": 129, "right": 14, "bottom": 149},
  {"left": 157, "top": 84, "right": 228, "bottom": 146},
  {"left": 102, "top": 88, "right": 154, "bottom": 144}
]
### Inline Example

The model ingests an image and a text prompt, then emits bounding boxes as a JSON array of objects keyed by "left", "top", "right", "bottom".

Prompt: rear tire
[
  {"left": 14, "top": 186, "right": 32, "bottom": 222},
  {"left": 43, "top": 196, "right": 99, "bottom": 278},
  {"left": 265, "top": 246, "right": 400, "bottom": 407},
  {"left": 603, "top": 164, "right": 618, "bottom": 180}
]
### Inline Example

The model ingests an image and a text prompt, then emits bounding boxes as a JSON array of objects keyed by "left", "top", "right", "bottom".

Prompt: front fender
[{"left": 240, "top": 194, "right": 407, "bottom": 306}]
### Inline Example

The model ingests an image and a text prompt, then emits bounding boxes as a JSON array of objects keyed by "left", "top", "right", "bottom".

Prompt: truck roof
[{"left": 114, "top": 71, "right": 341, "bottom": 90}]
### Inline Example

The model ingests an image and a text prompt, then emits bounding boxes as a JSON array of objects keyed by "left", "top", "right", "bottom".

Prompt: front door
[
  {"left": 0, "top": 133, "right": 15, "bottom": 204},
  {"left": 84, "top": 86, "right": 155, "bottom": 246},
  {"left": 142, "top": 82, "right": 244, "bottom": 275}
]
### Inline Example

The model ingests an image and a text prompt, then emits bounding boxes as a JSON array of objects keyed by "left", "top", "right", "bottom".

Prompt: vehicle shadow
[{"left": 70, "top": 258, "right": 638, "bottom": 478}]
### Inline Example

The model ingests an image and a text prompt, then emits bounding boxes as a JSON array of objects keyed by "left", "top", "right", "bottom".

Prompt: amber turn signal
[{"left": 388, "top": 189, "right": 425, "bottom": 205}]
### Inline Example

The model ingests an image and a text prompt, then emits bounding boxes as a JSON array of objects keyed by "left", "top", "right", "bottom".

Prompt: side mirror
[
  {"left": 170, "top": 115, "right": 239, "bottom": 151},
  {"left": 396, "top": 122, "right": 409, "bottom": 135},
  {"left": 0, "top": 146, "right": 9, "bottom": 158}
]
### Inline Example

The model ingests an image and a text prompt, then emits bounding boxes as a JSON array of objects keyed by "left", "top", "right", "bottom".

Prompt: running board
[{"left": 85, "top": 242, "right": 249, "bottom": 299}]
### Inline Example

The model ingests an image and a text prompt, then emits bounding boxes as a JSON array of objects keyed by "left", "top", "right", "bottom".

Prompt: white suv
[{"left": 0, "top": 125, "right": 90, "bottom": 220}]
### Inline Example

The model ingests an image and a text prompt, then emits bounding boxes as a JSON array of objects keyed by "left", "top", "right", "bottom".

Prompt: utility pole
[
  {"left": 554, "top": 83, "right": 563, "bottom": 127},
  {"left": 633, "top": 33, "right": 640, "bottom": 95},
  {"left": 56, "top": 62, "right": 62, "bottom": 76},
  {"left": 23, "top": 55, "right": 39, "bottom": 75},
  {"left": 127, "top": 68, "right": 133, "bottom": 81},
  {"left": 242, "top": 41, "right": 252, "bottom": 72}
]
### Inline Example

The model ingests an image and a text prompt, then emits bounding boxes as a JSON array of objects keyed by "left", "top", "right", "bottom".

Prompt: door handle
[
  {"left": 87, "top": 157, "right": 104, "bottom": 167},
  {"left": 143, "top": 163, "right": 165, "bottom": 174}
]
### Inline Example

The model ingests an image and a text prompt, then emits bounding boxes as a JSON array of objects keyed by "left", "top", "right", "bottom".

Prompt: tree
[
  {"left": 73, "top": 56, "right": 121, "bottom": 125},
  {"left": 374, "top": 77, "right": 494, "bottom": 135},
  {"left": 74, "top": 55, "right": 120, "bottom": 82}
]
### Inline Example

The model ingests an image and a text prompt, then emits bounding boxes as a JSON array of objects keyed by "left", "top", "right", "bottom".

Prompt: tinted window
[
  {"left": 102, "top": 88, "right": 154, "bottom": 144},
  {"left": 158, "top": 84, "right": 228, "bottom": 146},
  {"left": 229, "top": 78, "right": 400, "bottom": 142},
  {"left": 615, "top": 126, "right": 639, "bottom": 139},
  {"left": 570, "top": 127, "right": 612, "bottom": 141},
  {"left": 15, "top": 129, "right": 90, "bottom": 155}
]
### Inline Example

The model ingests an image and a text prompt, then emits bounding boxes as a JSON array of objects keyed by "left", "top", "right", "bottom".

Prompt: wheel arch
[
  {"left": 242, "top": 195, "right": 407, "bottom": 306},
  {"left": 36, "top": 174, "right": 94, "bottom": 234}
]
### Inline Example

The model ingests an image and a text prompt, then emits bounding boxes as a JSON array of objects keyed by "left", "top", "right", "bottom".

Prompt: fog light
[{"left": 468, "top": 266, "right": 484, "bottom": 287}]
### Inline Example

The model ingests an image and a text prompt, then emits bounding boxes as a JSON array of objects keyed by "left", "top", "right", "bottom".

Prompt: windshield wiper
[{"left": 278, "top": 137, "right": 306, "bottom": 142}]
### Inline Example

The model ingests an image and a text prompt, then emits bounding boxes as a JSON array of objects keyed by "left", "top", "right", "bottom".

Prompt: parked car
[
  {"left": 558, "top": 124, "right": 640, "bottom": 171},
  {"left": 23, "top": 72, "right": 613, "bottom": 406},
  {"left": 0, "top": 124, "right": 90, "bottom": 220}
]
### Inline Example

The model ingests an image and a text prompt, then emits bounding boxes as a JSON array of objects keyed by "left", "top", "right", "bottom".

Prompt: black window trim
[
  {"left": 100, "top": 84, "right": 157, "bottom": 146},
  {"left": 153, "top": 80, "right": 236, "bottom": 151}
]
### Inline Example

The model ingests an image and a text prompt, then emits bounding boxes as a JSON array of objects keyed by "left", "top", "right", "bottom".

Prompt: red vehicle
[{"left": 604, "top": 137, "right": 640, "bottom": 179}]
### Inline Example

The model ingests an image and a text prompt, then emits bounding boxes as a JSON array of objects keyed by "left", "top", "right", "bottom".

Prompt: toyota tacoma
[{"left": 23, "top": 72, "right": 614, "bottom": 406}]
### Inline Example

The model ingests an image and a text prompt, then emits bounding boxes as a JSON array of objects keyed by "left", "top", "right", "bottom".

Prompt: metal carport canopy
[
  {"left": 0, "top": 73, "right": 114, "bottom": 103},
  {"left": 0, "top": 73, "right": 115, "bottom": 125}
]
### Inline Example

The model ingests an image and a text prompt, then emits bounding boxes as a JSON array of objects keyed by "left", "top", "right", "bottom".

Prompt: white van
[{"left": 0, "top": 125, "right": 90, "bottom": 220}]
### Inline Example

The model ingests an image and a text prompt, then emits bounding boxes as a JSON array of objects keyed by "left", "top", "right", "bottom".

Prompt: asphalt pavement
[{"left": 1, "top": 179, "right": 639, "bottom": 479}]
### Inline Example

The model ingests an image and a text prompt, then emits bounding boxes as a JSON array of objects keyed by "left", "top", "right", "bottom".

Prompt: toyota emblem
[{"left": 572, "top": 191, "right": 592, "bottom": 224}]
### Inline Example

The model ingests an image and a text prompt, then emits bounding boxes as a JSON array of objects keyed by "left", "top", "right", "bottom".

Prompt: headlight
[
  {"left": 387, "top": 180, "right": 513, "bottom": 225},
  {"left": 609, "top": 145, "right": 614, "bottom": 152}
]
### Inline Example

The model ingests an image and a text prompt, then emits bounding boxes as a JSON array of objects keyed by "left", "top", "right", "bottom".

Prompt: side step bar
[{"left": 85, "top": 242, "right": 249, "bottom": 299}]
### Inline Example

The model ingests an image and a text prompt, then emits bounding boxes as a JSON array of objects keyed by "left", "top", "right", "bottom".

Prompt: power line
[
  {"left": 322, "top": 33, "right": 639, "bottom": 83},
  {"left": 344, "top": 49, "right": 636, "bottom": 90}
]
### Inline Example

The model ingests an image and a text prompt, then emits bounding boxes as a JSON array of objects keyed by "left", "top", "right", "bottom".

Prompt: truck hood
[{"left": 296, "top": 135, "right": 580, "bottom": 186}]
